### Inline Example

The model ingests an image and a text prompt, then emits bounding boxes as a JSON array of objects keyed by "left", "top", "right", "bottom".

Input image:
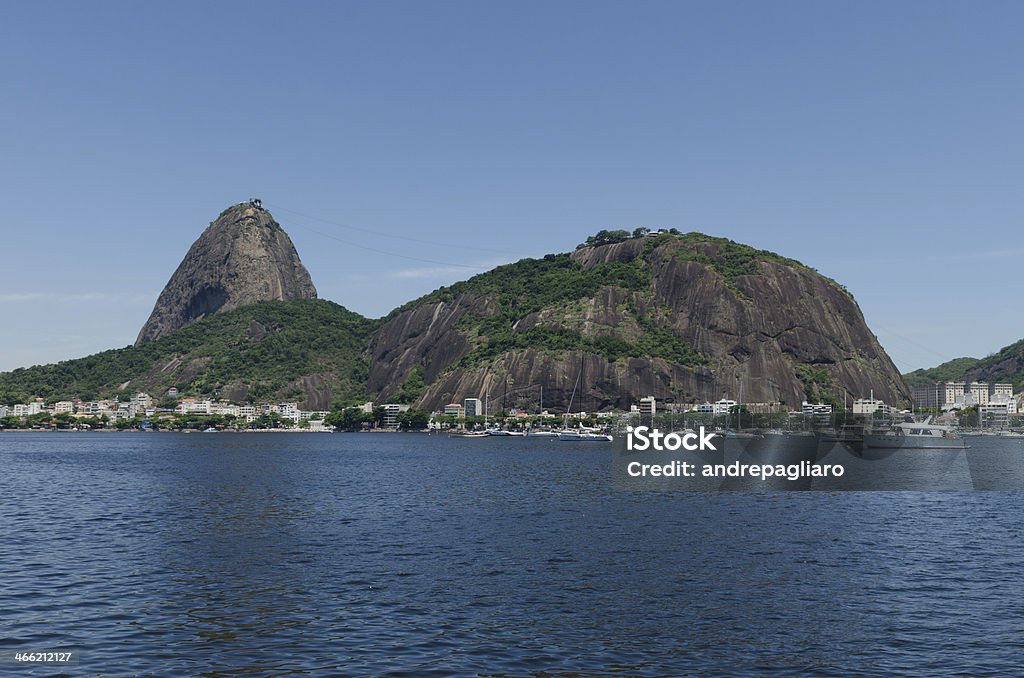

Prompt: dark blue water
[{"left": 2, "top": 432, "right": 1023, "bottom": 675}]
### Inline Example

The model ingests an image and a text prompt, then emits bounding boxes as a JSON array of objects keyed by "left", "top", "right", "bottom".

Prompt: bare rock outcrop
[{"left": 136, "top": 202, "right": 316, "bottom": 344}]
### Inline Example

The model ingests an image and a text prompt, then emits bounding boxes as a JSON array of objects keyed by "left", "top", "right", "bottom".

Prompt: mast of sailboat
[
  {"left": 564, "top": 356, "right": 583, "bottom": 430},
  {"left": 737, "top": 374, "right": 744, "bottom": 430}
]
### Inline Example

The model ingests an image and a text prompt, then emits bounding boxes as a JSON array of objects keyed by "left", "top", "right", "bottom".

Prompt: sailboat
[{"left": 558, "top": 358, "right": 613, "bottom": 442}]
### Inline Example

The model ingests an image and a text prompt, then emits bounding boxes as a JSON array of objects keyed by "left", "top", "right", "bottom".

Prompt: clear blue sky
[{"left": 2, "top": 1, "right": 1022, "bottom": 374}]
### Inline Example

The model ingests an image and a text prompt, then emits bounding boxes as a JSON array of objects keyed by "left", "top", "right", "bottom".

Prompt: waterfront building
[
  {"left": 638, "top": 396, "right": 656, "bottom": 419},
  {"left": 980, "top": 402, "right": 1012, "bottom": 429},
  {"left": 383, "top": 403, "right": 409, "bottom": 428},
  {"left": 852, "top": 398, "right": 884, "bottom": 416},
  {"left": 444, "top": 403, "right": 464, "bottom": 418},
  {"left": 712, "top": 398, "right": 737, "bottom": 415},
  {"left": 176, "top": 399, "right": 213, "bottom": 415},
  {"left": 802, "top": 402, "right": 833, "bottom": 415},
  {"left": 279, "top": 402, "right": 300, "bottom": 422},
  {"left": 463, "top": 398, "right": 483, "bottom": 418}
]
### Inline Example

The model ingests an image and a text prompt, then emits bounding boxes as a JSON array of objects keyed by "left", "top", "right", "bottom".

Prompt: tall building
[
  {"left": 463, "top": 398, "right": 483, "bottom": 418},
  {"left": 638, "top": 396, "right": 656, "bottom": 419},
  {"left": 945, "top": 382, "right": 966, "bottom": 406},
  {"left": 992, "top": 383, "right": 1014, "bottom": 400},
  {"left": 969, "top": 382, "right": 990, "bottom": 406}
]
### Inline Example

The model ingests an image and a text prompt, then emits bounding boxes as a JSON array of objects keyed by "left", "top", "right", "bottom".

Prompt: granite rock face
[
  {"left": 136, "top": 203, "right": 317, "bottom": 344},
  {"left": 368, "top": 235, "right": 910, "bottom": 411}
]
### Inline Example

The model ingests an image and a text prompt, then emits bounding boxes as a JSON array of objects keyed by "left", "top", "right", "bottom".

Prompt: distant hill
[
  {"left": 905, "top": 339, "right": 1024, "bottom": 392},
  {"left": 0, "top": 300, "right": 375, "bottom": 410}
]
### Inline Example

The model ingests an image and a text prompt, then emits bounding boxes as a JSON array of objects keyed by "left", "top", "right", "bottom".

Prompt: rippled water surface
[{"left": 3, "top": 432, "right": 1024, "bottom": 675}]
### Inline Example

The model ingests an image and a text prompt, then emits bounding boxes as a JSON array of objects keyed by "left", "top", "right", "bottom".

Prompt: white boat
[
  {"left": 202, "top": 427, "right": 218, "bottom": 433},
  {"left": 862, "top": 418, "right": 966, "bottom": 450},
  {"left": 525, "top": 430, "right": 560, "bottom": 438},
  {"left": 485, "top": 428, "right": 525, "bottom": 437},
  {"left": 449, "top": 430, "right": 488, "bottom": 438},
  {"left": 558, "top": 427, "right": 613, "bottom": 442}
]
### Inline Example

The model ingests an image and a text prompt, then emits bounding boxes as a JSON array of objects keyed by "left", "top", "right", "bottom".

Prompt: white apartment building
[
  {"left": 279, "top": 403, "right": 300, "bottom": 422},
  {"left": 852, "top": 398, "right": 884, "bottom": 415},
  {"left": 383, "top": 403, "right": 409, "bottom": 428},
  {"left": 802, "top": 402, "right": 833, "bottom": 415},
  {"left": 638, "top": 396, "right": 657, "bottom": 418},
  {"left": 694, "top": 399, "right": 737, "bottom": 416}
]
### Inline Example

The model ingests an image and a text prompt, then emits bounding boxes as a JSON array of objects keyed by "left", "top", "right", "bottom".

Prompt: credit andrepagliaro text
[{"left": 626, "top": 458, "right": 844, "bottom": 480}]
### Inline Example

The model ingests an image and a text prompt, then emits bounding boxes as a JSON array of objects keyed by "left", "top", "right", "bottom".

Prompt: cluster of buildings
[
  {"left": 8, "top": 382, "right": 1018, "bottom": 431},
  {"left": 1, "top": 393, "right": 156, "bottom": 421},
  {"left": 912, "top": 381, "right": 1017, "bottom": 411},
  {"left": 0, "top": 391, "right": 330, "bottom": 427},
  {"left": 630, "top": 395, "right": 903, "bottom": 419},
  {"left": 911, "top": 381, "right": 1020, "bottom": 428}
]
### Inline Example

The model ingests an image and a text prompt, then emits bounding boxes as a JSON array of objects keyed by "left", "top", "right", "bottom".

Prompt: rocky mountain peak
[{"left": 135, "top": 201, "right": 317, "bottom": 344}]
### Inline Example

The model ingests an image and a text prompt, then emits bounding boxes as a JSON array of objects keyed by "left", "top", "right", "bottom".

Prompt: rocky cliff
[
  {"left": 369, "top": 233, "right": 910, "bottom": 411},
  {"left": 136, "top": 203, "right": 317, "bottom": 344}
]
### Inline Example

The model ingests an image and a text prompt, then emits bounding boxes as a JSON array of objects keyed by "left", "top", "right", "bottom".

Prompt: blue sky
[{"left": 1, "top": 1, "right": 1022, "bottom": 374}]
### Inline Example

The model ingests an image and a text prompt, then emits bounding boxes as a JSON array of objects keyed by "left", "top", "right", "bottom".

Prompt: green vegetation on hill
[
  {"left": 977, "top": 339, "right": 1024, "bottom": 391},
  {"left": 395, "top": 252, "right": 650, "bottom": 316},
  {"left": 390, "top": 230, "right": 819, "bottom": 376},
  {"left": 394, "top": 249, "right": 707, "bottom": 370},
  {"left": 903, "top": 357, "right": 983, "bottom": 388},
  {"left": 0, "top": 300, "right": 376, "bottom": 405},
  {"left": 905, "top": 339, "right": 1024, "bottom": 392}
]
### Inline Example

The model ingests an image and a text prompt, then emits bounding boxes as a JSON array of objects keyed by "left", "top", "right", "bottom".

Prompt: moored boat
[
  {"left": 558, "top": 427, "right": 613, "bottom": 442},
  {"left": 485, "top": 428, "right": 525, "bottom": 436},
  {"left": 862, "top": 417, "right": 966, "bottom": 450}
]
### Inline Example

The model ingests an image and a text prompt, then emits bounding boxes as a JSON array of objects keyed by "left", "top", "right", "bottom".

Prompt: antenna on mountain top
[{"left": 249, "top": 197, "right": 263, "bottom": 210}]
